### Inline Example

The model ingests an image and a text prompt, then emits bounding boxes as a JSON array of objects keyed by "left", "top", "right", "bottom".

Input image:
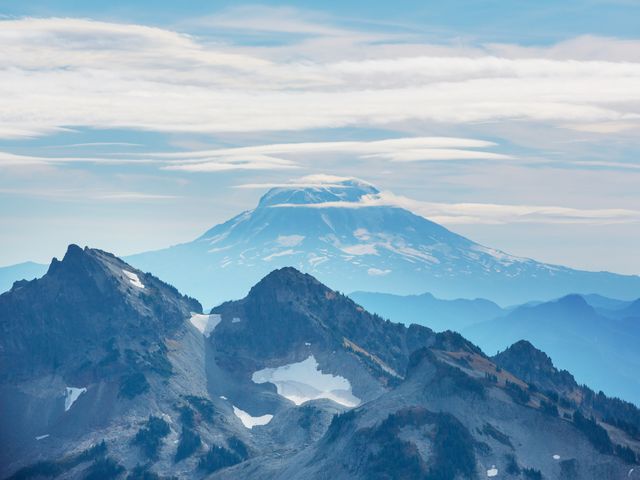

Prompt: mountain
[
  {"left": 349, "top": 290, "right": 504, "bottom": 332},
  {"left": 0, "top": 245, "right": 439, "bottom": 478},
  {"left": 581, "top": 294, "right": 633, "bottom": 311},
  {"left": 598, "top": 298, "right": 640, "bottom": 321},
  {"left": 462, "top": 295, "right": 640, "bottom": 405},
  {"left": 226, "top": 344, "right": 639, "bottom": 479},
  {"left": 2, "top": 246, "right": 639, "bottom": 479},
  {"left": 124, "top": 177, "right": 640, "bottom": 307},
  {"left": 0, "top": 261, "right": 46, "bottom": 294},
  {"left": 493, "top": 340, "right": 640, "bottom": 448}
]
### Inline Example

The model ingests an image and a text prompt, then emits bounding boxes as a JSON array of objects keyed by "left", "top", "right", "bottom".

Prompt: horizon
[{"left": 1, "top": 1, "right": 639, "bottom": 275}]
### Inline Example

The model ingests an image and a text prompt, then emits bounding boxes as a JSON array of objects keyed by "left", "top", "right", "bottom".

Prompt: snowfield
[
  {"left": 251, "top": 355, "right": 360, "bottom": 407},
  {"left": 232, "top": 406, "right": 273, "bottom": 429},
  {"left": 189, "top": 313, "right": 221, "bottom": 337},
  {"left": 123, "top": 270, "right": 145, "bottom": 289},
  {"left": 64, "top": 386, "right": 87, "bottom": 411}
]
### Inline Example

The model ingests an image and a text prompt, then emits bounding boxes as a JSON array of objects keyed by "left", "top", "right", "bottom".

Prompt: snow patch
[
  {"left": 220, "top": 395, "right": 227, "bottom": 400},
  {"left": 251, "top": 355, "right": 360, "bottom": 407},
  {"left": 553, "top": 454, "right": 561, "bottom": 460},
  {"left": 35, "top": 434, "right": 49, "bottom": 440},
  {"left": 189, "top": 313, "right": 221, "bottom": 337},
  {"left": 232, "top": 317, "right": 241, "bottom": 323},
  {"left": 277, "top": 235, "right": 305, "bottom": 247},
  {"left": 65, "top": 387, "right": 87, "bottom": 411},
  {"left": 232, "top": 406, "right": 273, "bottom": 429},
  {"left": 487, "top": 466, "right": 498, "bottom": 477},
  {"left": 123, "top": 270, "right": 145, "bottom": 288}
]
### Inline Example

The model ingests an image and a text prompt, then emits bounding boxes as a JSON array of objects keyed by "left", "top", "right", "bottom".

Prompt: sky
[{"left": 0, "top": 1, "right": 639, "bottom": 275}]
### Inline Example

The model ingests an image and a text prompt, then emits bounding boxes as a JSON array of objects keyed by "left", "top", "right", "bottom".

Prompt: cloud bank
[{"left": 1, "top": 17, "right": 639, "bottom": 139}]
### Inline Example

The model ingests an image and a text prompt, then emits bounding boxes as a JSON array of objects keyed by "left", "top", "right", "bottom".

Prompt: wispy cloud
[
  {"left": 0, "top": 151, "right": 155, "bottom": 167},
  {"left": 0, "top": 187, "right": 177, "bottom": 202},
  {"left": 150, "top": 137, "right": 510, "bottom": 171},
  {"left": 1, "top": 17, "right": 639, "bottom": 139},
  {"left": 255, "top": 177, "right": 640, "bottom": 225},
  {"left": 0, "top": 136, "right": 511, "bottom": 172},
  {"left": 162, "top": 154, "right": 299, "bottom": 172}
]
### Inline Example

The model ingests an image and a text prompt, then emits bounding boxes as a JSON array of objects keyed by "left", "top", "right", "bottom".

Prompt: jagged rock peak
[
  {"left": 493, "top": 340, "right": 577, "bottom": 392},
  {"left": 247, "top": 266, "right": 329, "bottom": 297}
]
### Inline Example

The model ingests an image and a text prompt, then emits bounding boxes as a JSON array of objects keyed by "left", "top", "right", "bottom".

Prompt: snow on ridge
[
  {"left": 232, "top": 406, "right": 273, "bottom": 429},
  {"left": 123, "top": 270, "right": 145, "bottom": 289},
  {"left": 251, "top": 355, "right": 360, "bottom": 407},
  {"left": 189, "top": 313, "right": 221, "bottom": 337},
  {"left": 35, "top": 434, "right": 49, "bottom": 440},
  {"left": 65, "top": 386, "right": 87, "bottom": 412}
]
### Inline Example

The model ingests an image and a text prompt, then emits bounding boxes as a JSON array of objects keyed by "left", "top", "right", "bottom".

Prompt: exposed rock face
[
  {"left": 0, "top": 244, "right": 201, "bottom": 382},
  {"left": 493, "top": 340, "right": 578, "bottom": 395}
]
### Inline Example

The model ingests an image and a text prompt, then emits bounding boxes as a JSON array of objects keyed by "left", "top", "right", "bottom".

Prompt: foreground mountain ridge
[
  {"left": 354, "top": 289, "right": 640, "bottom": 405},
  {"left": 1, "top": 245, "right": 639, "bottom": 479}
]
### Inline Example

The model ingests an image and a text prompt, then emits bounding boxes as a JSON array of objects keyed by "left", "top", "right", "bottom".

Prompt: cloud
[
  {"left": 0, "top": 136, "right": 510, "bottom": 172},
  {"left": 162, "top": 154, "right": 299, "bottom": 172},
  {"left": 0, "top": 17, "right": 639, "bottom": 139},
  {"left": 146, "top": 137, "right": 509, "bottom": 171},
  {"left": 0, "top": 187, "right": 177, "bottom": 202},
  {"left": 148, "top": 137, "right": 498, "bottom": 159},
  {"left": 361, "top": 149, "right": 512, "bottom": 162},
  {"left": 0, "top": 151, "right": 155, "bottom": 167},
  {"left": 367, "top": 268, "right": 391, "bottom": 276},
  {"left": 194, "top": 6, "right": 349, "bottom": 37},
  {"left": 262, "top": 179, "right": 640, "bottom": 225}
]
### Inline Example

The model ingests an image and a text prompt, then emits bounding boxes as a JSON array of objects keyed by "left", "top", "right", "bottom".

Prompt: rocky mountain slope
[{"left": 1, "top": 247, "right": 638, "bottom": 479}]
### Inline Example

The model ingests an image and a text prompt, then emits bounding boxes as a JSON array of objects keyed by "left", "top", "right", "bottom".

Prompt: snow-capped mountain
[{"left": 127, "top": 177, "right": 640, "bottom": 307}]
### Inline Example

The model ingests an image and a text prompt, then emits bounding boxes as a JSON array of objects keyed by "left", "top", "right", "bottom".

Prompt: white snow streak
[
  {"left": 123, "top": 270, "right": 145, "bottom": 288},
  {"left": 189, "top": 313, "right": 222, "bottom": 337},
  {"left": 232, "top": 406, "right": 273, "bottom": 429},
  {"left": 64, "top": 387, "right": 87, "bottom": 411}
]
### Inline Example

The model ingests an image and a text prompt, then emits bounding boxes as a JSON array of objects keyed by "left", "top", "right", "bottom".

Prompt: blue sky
[{"left": 1, "top": 1, "right": 639, "bottom": 274}]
